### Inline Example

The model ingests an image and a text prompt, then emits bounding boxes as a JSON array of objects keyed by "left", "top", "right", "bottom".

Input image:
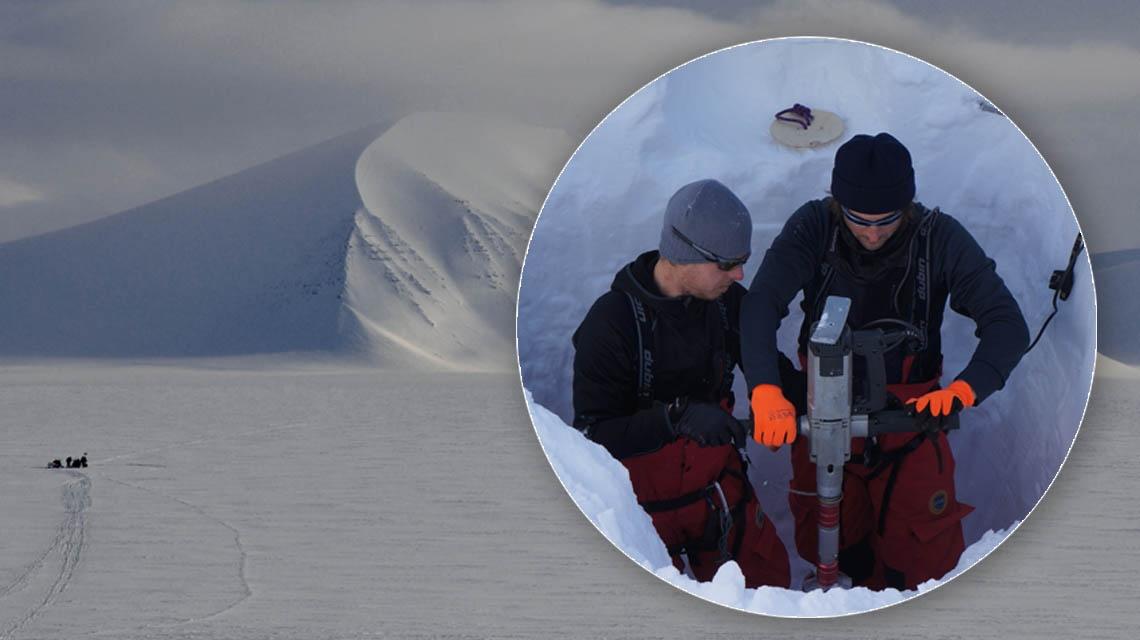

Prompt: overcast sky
[
  {"left": 608, "top": 0, "right": 1140, "bottom": 47},
  {"left": 2, "top": 0, "right": 1138, "bottom": 251}
]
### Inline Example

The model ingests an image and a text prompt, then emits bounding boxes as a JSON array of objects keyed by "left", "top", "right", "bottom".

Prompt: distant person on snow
[
  {"left": 741, "top": 132, "right": 1029, "bottom": 590},
  {"left": 61, "top": 454, "right": 88, "bottom": 468},
  {"left": 48, "top": 459, "right": 62, "bottom": 469},
  {"left": 572, "top": 179, "right": 794, "bottom": 588}
]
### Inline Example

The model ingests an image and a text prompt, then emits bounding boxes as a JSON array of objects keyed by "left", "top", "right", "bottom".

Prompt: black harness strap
[
  {"left": 641, "top": 484, "right": 717, "bottom": 513},
  {"left": 647, "top": 466, "right": 752, "bottom": 564},
  {"left": 714, "top": 297, "right": 735, "bottom": 405},
  {"left": 907, "top": 208, "right": 940, "bottom": 357},
  {"left": 625, "top": 292, "right": 654, "bottom": 411},
  {"left": 665, "top": 491, "right": 728, "bottom": 565},
  {"left": 863, "top": 430, "right": 944, "bottom": 535},
  {"left": 810, "top": 225, "right": 841, "bottom": 321},
  {"left": 727, "top": 467, "right": 753, "bottom": 560}
]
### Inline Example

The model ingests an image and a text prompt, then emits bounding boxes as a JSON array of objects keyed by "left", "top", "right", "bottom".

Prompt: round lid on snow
[{"left": 770, "top": 104, "right": 845, "bottom": 149}]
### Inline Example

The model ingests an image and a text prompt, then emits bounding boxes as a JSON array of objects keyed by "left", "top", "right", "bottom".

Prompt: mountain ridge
[
  {"left": 1089, "top": 249, "right": 1140, "bottom": 365},
  {"left": 0, "top": 112, "right": 573, "bottom": 369}
]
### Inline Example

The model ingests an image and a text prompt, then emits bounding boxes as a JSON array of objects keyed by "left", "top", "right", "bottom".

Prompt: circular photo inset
[{"left": 516, "top": 37, "right": 1094, "bottom": 617}]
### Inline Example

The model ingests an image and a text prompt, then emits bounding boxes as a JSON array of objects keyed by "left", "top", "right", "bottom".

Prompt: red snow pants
[
  {"left": 622, "top": 438, "right": 791, "bottom": 588},
  {"left": 788, "top": 381, "right": 975, "bottom": 591}
]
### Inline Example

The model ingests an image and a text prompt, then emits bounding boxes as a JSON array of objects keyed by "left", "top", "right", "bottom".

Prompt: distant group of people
[{"left": 47, "top": 453, "right": 88, "bottom": 469}]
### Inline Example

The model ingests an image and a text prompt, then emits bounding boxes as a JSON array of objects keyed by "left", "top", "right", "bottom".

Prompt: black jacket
[
  {"left": 741, "top": 199, "right": 1029, "bottom": 404},
  {"left": 571, "top": 251, "right": 746, "bottom": 459}
]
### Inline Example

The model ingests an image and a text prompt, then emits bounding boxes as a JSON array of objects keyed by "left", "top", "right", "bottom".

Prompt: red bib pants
[
  {"left": 788, "top": 379, "right": 974, "bottom": 590},
  {"left": 622, "top": 438, "right": 791, "bottom": 588}
]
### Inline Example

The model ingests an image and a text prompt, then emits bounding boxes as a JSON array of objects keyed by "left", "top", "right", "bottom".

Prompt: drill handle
[
  {"left": 742, "top": 410, "right": 961, "bottom": 441},
  {"left": 862, "top": 409, "right": 960, "bottom": 436}
]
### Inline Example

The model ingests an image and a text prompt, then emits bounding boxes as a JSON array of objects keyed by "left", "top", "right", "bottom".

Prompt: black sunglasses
[
  {"left": 841, "top": 204, "right": 903, "bottom": 227},
  {"left": 671, "top": 226, "right": 749, "bottom": 271}
]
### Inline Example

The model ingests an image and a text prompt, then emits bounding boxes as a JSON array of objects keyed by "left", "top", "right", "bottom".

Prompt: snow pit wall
[{"left": 517, "top": 39, "right": 1093, "bottom": 613}]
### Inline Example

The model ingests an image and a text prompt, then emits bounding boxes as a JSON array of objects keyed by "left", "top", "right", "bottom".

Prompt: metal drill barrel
[{"left": 805, "top": 296, "right": 853, "bottom": 591}]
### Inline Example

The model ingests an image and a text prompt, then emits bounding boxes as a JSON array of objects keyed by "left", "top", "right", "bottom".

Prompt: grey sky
[
  {"left": 2, "top": 0, "right": 1138, "bottom": 251},
  {"left": 607, "top": 0, "right": 1140, "bottom": 47}
]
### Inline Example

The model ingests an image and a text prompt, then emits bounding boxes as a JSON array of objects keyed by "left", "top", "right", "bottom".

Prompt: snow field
[{"left": 0, "top": 367, "right": 551, "bottom": 638}]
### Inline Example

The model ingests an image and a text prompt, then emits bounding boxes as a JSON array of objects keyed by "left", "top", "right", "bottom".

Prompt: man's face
[
  {"left": 681, "top": 261, "right": 745, "bottom": 301},
  {"left": 842, "top": 208, "right": 903, "bottom": 251}
]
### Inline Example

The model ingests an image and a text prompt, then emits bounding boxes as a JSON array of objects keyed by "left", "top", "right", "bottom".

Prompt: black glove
[{"left": 667, "top": 399, "right": 745, "bottom": 447}]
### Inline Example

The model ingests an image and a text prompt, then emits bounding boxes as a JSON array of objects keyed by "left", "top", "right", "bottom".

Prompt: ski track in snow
[
  {"left": 69, "top": 421, "right": 303, "bottom": 635},
  {"left": 0, "top": 472, "right": 89, "bottom": 640},
  {"left": 79, "top": 476, "right": 253, "bottom": 638},
  {"left": 0, "top": 467, "right": 250, "bottom": 639},
  {"left": 2, "top": 421, "right": 306, "bottom": 638}
]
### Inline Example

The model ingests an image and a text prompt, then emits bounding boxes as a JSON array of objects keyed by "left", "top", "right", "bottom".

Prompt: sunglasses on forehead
[
  {"left": 841, "top": 204, "right": 903, "bottom": 227},
  {"left": 671, "top": 226, "right": 749, "bottom": 271}
]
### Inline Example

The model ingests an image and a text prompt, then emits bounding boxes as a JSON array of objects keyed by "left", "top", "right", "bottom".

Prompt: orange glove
[
  {"left": 906, "top": 379, "right": 976, "bottom": 418},
  {"left": 750, "top": 384, "right": 797, "bottom": 447}
]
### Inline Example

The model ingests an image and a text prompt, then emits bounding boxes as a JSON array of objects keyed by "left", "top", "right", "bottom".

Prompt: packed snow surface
[
  {"left": 0, "top": 366, "right": 541, "bottom": 638},
  {"left": 518, "top": 39, "right": 1095, "bottom": 615}
]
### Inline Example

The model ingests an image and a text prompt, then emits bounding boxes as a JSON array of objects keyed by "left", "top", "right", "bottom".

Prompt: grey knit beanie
[{"left": 658, "top": 179, "right": 752, "bottom": 264}]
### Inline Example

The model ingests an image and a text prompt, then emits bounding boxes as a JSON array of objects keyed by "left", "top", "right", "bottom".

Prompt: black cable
[
  {"left": 860, "top": 318, "right": 923, "bottom": 353},
  {"left": 856, "top": 225, "right": 1079, "bottom": 360},
  {"left": 1024, "top": 232, "right": 1083, "bottom": 356},
  {"left": 1025, "top": 288, "right": 1060, "bottom": 354},
  {"left": 861, "top": 317, "right": 922, "bottom": 335}
]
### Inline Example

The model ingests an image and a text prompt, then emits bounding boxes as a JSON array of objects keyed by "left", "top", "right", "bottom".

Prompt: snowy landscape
[
  {"left": 0, "top": 112, "right": 570, "bottom": 370},
  {"left": 518, "top": 39, "right": 1096, "bottom": 615},
  {"left": 0, "top": 366, "right": 532, "bottom": 639},
  {"left": 0, "top": 112, "right": 572, "bottom": 637},
  {"left": 0, "top": 35, "right": 1130, "bottom": 636}
]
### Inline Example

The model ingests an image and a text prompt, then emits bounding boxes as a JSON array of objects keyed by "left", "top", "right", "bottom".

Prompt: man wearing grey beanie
[
  {"left": 740, "top": 132, "right": 1028, "bottom": 591},
  {"left": 571, "top": 178, "right": 795, "bottom": 589}
]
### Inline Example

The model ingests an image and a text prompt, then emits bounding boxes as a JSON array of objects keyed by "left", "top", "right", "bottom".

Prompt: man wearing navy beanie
[
  {"left": 572, "top": 179, "right": 793, "bottom": 589},
  {"left": 740, "top": 133, "right": 1029, "bottom": 591},
  {"left": 831, "top": 132, "right": 916, "bottom": 215}
]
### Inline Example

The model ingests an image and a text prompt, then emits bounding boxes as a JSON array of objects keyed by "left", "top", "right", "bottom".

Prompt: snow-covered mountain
[
  {"left": 1091, "top": 249, "right": 1140, "bottom": 365},
  {"left": 345, "top": 113, "right": 572, "bottom": 370},
  {"left": 0, "top": 113, "right": 572, "bottom": 370}
]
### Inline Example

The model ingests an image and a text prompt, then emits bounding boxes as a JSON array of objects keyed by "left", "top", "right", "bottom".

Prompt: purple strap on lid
[{"left": 774, "top": 103, "right": 814, "bottom": 130}]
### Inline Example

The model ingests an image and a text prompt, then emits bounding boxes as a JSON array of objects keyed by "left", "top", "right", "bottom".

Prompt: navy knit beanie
[
  {"left": 830, "top": 132, "right": 915, "bottom": 214},
  {"left": 658, "top": 179, "right": 752, "bottom": 264}
]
